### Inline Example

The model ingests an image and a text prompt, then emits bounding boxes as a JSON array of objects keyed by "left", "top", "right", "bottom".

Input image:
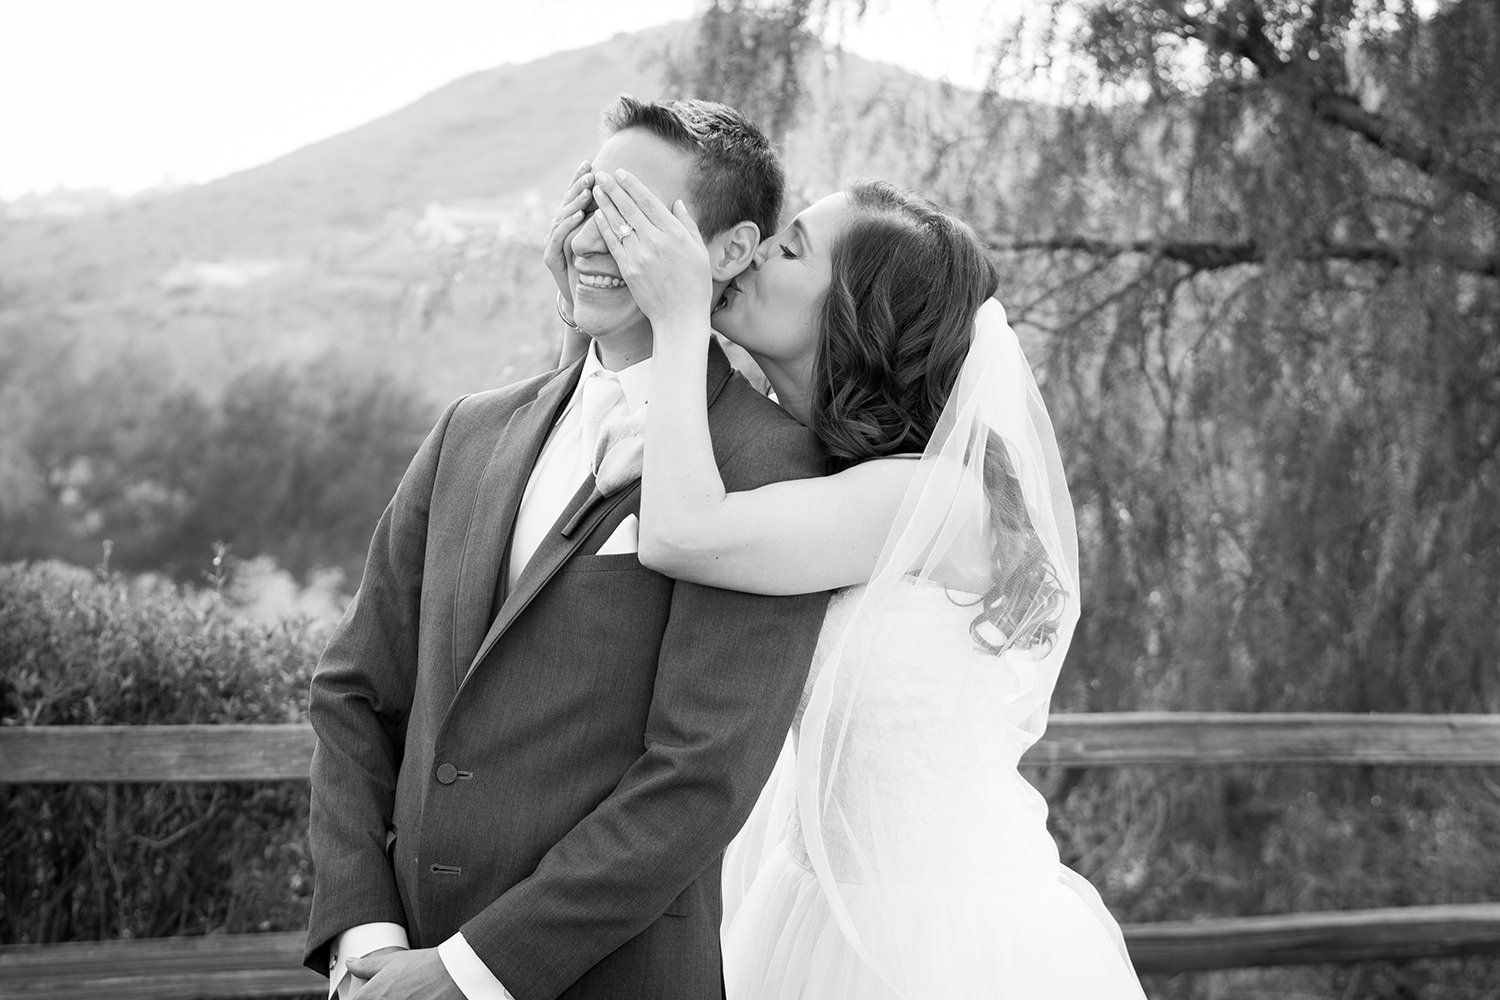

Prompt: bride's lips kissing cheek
[{"left": 714, "top": 273, "right": 746, "bottom": 314}]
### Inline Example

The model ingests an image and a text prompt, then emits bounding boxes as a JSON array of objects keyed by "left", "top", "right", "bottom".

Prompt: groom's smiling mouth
[{"left": 576, "top": 268, "right": 628, "bottom": 291}]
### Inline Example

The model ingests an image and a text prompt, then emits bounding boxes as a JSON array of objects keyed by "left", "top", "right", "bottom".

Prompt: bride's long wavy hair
[
  {"left": 812, "top": 180, "right": 997, "bottom": 471},
  {"left": 811, "top": 180, "right": 1062, "bottom": 655}
]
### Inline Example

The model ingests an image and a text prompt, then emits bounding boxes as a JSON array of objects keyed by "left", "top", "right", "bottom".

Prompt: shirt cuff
[
  {"left": 329, "top": 922, "right": 409, "bottom": 999},
  {"left": 438, "top": 933, "right": 515, "bottom": 1000}
]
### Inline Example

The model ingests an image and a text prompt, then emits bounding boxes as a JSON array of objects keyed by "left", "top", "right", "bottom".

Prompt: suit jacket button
[{"left": 435, "top": 762, "right": 459, "bottom": 785}]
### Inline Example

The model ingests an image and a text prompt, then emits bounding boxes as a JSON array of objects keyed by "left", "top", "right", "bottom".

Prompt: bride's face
[{"left": 712, "top": 192, "right": 853, "bottom": 368}]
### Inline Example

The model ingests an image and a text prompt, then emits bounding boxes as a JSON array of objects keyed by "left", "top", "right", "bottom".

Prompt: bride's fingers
[
  {"left": 545, "top": 183, "right": 592, "bottom": 283},
  {"left": 590, "top": 182, "right": 637, "bottom": 245},
  {"left": 594, "top": 210, "right": 630, "bottom": 261},
  {"left": 670, "top": 199, "right": 703, "bottom": 243},
  {"left": 554, "top": 184, "right": 591, "bottom": 224},
  {"left": 549, "top": 196, "right": 589, "bottom": 242},
  {"left": 550, "top": 208, "right": 584, "bottom": 244},
  {"left": 548, "top": 207, "right": 586, "bottom": 254},
  {"left": 602, "top": 170, "right": 677, "bottom": 232},
  {"left": 547, "top": 168, "right": 591, "bottom": 235},
  {"left": 593, "top": 173, "right": 656, "bottom": 236},
  {"left": 551, "top": 181, "right": 592, "bottom": 232},
  {"left": 549, "top": 168, "right": 592, "bottom": 231},
  {"left": 558, "top": 161, "right": 591, "bottom": 203}
]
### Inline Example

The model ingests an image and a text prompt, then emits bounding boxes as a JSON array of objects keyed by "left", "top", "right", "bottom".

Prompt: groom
[{"left": 303, "top": 97, "right": 829, "bottom": 1000}]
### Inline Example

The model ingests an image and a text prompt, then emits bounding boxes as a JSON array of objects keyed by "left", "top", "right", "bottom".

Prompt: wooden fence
[{"left": 3, "top": 714, "right": 1499, "bottom": 998}]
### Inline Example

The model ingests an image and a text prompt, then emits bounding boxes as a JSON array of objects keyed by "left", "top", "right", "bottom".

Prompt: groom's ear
[{"left": 706, "top": 220, "right": 762, "bottom": 282}]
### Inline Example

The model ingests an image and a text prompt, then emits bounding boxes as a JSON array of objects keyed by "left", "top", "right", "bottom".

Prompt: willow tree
[
  {"left": 674, "top": 0, "right": 1499, "bottom": 712},
  {"left": 672, "top": 3, "right": 1500, "bottom": 996},
  {"left": 996, "top": 0, "right": 1500, "bottom": 721}
]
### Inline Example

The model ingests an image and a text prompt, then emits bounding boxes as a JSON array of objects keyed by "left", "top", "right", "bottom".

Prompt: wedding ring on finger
[{"left": 616, "top": 224, "right": 635, "bottom": 240}]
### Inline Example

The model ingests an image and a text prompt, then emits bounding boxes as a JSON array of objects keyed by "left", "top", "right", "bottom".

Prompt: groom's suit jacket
[{"left": 304, "top": 340, "right": 829, "bottom": 1000}]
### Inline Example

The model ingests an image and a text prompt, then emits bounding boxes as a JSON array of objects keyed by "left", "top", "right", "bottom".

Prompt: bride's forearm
[
  {"left": 640, "top": 320, "right": 728, "bottom": 572},
  {"left": 640, "top": 317, "right": 919, "bottom": 593},
  {"left": 557, "top": 325, "right": 591, "bottom": 369}
]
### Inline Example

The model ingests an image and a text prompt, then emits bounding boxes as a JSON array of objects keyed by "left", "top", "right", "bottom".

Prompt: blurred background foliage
[
  {"left": 2, "top": 0, "right": 1498, "bottom": 996},
  {"left": 0, "top": 325, "right": 428, "bottom": 586}
]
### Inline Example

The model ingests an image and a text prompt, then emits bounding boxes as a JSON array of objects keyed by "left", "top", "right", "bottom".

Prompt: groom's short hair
[{"left": 603, "top": 95, "right": 784, "bottom": 242}]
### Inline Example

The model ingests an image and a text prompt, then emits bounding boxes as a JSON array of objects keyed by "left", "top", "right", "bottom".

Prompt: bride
[{"left": 566, "top": 166, "right": 1146, "bottom": 998}]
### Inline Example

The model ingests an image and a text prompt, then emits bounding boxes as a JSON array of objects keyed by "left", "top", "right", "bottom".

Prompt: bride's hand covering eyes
[
  {"left": 544, "top": 161, "right": 594, "bottom": 321},
  {"left": 545, "top": 162, "right": 596, "bottom": 367},
  {"left": 591, "top": 170, "right": 713, "bottom": 334}
]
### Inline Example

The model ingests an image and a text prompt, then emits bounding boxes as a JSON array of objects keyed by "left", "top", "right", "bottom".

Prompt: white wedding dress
[
  {"left": 721, "top": 582, "right": 1148, "bottom": 999},
  {"left": 720, "top": 299, "right": 1145, "bottom": 998}
]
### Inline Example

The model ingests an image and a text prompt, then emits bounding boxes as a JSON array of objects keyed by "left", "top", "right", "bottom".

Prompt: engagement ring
[{"left": 616, "top": 224, "right": 635, "bottom": 240}]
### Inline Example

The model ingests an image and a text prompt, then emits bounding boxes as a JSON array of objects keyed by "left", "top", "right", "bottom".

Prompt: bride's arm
[
  {"left": 556, "top": 323, "right": 590, "bottom": 369},
  {"left": 590, "top": 170, "right": 917, "bottom": 595},
  {"left": 642, "top": 319, "right": 918, "bottom": 594}
]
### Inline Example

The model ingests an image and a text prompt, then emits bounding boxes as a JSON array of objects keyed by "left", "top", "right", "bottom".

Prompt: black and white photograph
[{"left": 1, "top": 1, "right": 1497, "bottom": 998}]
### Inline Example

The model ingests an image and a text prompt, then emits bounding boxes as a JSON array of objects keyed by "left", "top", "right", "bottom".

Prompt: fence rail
[
  {"left": 6, "top": 713, "right": 1500, "bottom": 784},
  {"left": 4, "top": 715, "right": 1499, "bottom": 998},
  {"left": 3, "top": 903, "right": 1499, "bottom": 999}
]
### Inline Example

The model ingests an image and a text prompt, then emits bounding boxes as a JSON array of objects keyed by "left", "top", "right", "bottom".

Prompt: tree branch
[
  {"left": 1305, "top": 91, "right": 1500, "bottom": 209},
  {"left": 1159, "top": 0, "right": 1283, "bottom": 77},
  {"left": 996, "top": 235, "right": 1499, "bottom": 278},
  {"left": 1156, "top": 0, "right": 1500, "bottom": 210}
]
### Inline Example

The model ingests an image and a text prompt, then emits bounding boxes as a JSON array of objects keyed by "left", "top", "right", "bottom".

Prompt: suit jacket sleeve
[
  {"left": 303, "top": 396, "right": 465, "bottom": 974},
  {"left": 460, "top": 419, "right": 831, "bottom": 1000}
]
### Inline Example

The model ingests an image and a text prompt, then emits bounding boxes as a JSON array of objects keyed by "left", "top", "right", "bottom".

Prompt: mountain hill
[{"left": 0, "top": 22, "right": 1008, "bottom": 404}]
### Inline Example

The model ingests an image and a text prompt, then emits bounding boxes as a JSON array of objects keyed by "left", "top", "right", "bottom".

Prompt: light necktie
[
  {"left": 578, "top": 371, "right": 624, "bottom": 475},
  {"left": 503, "top": 370, "right": 624, "bottom": 594}
]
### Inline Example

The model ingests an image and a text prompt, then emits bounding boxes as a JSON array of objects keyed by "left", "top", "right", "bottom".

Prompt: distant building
[
  {"left": 158, "top": 259, "right": 282, "bottom": 292},
  {"left": 414, "top": 193, "right": 549, "bottom": 249}
]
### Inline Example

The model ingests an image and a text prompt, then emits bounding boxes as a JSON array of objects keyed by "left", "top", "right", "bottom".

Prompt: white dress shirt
[
  {"left": 507, "top": 344, "right": 651, "bottom": 588},
  {"left": 330, "top": 343, "right": 652, "bottom": 1000}
]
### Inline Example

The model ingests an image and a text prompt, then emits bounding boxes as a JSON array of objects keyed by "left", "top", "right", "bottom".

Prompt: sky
[{"left": 0, "top": 0, "right": 1017, "bottom": 200}]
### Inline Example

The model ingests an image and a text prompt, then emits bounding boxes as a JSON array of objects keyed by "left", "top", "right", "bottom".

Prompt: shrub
[{"left": 0, "top": 560, "right": 328, "bottom": 944}]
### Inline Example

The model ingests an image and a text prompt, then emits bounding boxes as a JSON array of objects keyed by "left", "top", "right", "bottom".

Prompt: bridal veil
[{"left": 725, "top": 300, "right": 1142, "bottom": 997}]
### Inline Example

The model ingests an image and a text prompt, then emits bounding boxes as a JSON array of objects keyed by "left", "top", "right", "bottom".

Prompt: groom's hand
[{"left": 346, "top": 947, "right": 464, "bottom": 1000}]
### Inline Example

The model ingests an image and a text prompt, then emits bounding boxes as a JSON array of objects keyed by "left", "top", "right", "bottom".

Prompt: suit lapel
[
  {"left": 460, "top": 340, "right": 739, "bottom": 685},
  {"left": 450, "top": 360, "right": 583, "bottom": 688},
  {"left": 464, "top": 478, "right": 641, "bottom": 683}
]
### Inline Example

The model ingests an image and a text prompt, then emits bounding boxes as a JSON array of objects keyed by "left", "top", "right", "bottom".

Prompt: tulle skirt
[{"left": 722, "top": 842, "right": 1148, "bottom": 1000}]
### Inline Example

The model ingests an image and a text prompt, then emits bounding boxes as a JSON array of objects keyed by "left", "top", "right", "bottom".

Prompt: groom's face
[{"left": 568, "top": 128, "right": 697, "bottom": 365}]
